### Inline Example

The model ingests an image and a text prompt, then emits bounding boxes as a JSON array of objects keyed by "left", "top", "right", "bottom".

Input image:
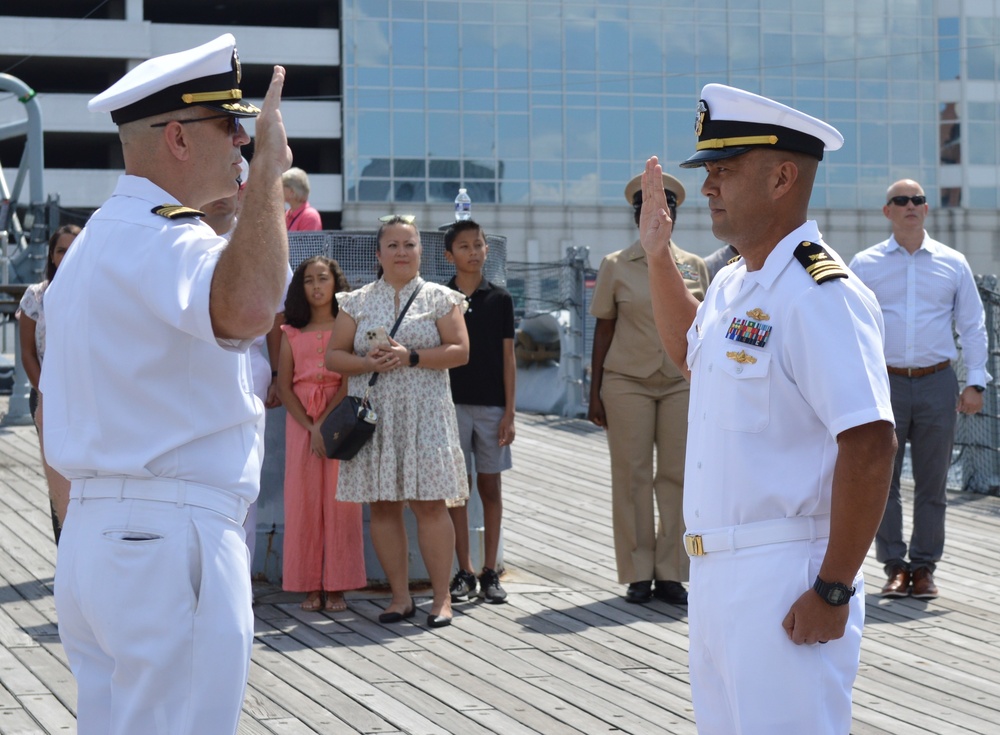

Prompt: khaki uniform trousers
[{"left": 602, "top": 369, "right": 690, "bottom": 584}]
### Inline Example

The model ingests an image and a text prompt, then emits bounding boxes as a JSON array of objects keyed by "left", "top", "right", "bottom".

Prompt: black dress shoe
[
  {"left": 378, "top": 603, "right": 416, "bottom": 624},
  {"left": 653, "top": 580, "right": 688, "bottom": 605},
  {"left": 427, "top": 613, "right": 452, "bottom": 628},
  {"left": 625, "top": 580, "right": 653, "bottom": 603}
]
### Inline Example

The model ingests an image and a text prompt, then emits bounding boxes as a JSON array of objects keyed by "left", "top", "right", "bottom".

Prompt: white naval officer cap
[
  {"left": 88, "top": 33, "right": 260, "bottom": 125},
  {"left": 680, "top": 83, "right": 843, "bottom": 169}
]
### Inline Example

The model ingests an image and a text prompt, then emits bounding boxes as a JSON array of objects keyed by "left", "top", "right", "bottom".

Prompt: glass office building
[{"left": 342, "top": 0, "right": 997, "bottom": 214}]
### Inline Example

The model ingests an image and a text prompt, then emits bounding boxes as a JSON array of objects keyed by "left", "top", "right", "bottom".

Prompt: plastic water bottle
[{"left": 454, "top": 188, "right": 472, "bottom": 221}]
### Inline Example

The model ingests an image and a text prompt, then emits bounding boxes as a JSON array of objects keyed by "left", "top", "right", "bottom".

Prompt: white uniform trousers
[
  {"left": 56, "top": 491, "right": 254, "bottom": 735},
  {"left": 688, "top": 538, "right": 864, "bottom": 735}
]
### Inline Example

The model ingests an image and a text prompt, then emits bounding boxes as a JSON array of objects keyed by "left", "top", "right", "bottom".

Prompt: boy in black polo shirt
[{"left": 445, "top": 220, "right": 516, "bottom": 604}]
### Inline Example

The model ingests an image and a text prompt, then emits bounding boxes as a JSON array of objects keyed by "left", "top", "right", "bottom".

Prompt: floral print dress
[{"left": 335, "top": 277, "right": 469, "bottom": 504}]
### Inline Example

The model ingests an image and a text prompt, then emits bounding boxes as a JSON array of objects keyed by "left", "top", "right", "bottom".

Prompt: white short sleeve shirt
[
  {"left": 40, "top": 175, "right": 264, "bottom": 501},
  {"left": 684, "top": 221, "right": 894, "bottom": 530}
]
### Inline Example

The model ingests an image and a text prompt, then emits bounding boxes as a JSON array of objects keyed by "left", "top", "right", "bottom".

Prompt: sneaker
[
  {"left": 449, "top": 569, "right": 477, "bottom": 601},
  {"left": 479, "top": 567, "right": 508, "bottom": 604}
]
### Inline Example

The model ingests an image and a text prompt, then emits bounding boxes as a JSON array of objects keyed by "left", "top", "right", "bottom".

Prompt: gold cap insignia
[
  {"left": 695, "top": 100, "right": 707, "bottom": 137},
  {"left": 746, "top": 308, "right": 770, "bottom": 321},
  {"left": 726, "top": 349, "right": 757, "bottom": 365}
]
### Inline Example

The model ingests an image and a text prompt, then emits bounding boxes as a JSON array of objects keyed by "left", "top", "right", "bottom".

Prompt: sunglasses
[
  {"left": 887, "top": 195, "right": 926, "bottom": 206},
  {"left": 150, "top": 113, "right": 243, "bottom": 135},
  {"left": 378, "top": 214, "right": 416, "bottom": 224}
]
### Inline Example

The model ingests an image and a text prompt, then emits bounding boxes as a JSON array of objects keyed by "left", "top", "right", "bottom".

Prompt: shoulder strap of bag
[{"left": 368, "top": 280, "right": 425, "bottom": 388}]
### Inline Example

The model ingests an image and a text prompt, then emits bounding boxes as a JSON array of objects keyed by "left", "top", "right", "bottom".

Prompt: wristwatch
[
  {"left": 812, "top": 576, "right": 855, "bottom": 606},
  {"left": 971, "top": 385, "right": 986, "bottom": 393},
  {"left": 409, "top": 348, "right": 420, "bottom": 367}
]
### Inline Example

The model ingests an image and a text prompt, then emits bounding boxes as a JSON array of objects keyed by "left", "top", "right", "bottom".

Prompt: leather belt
[
  {"left": 73, "top": 477, "right": 250, "bottom": 524},
  {"left": 684, "top": 514, "right": 830, "bottom": 557},
  {"left": 886, "top": 359, "right": 950, "bottom": 378}
]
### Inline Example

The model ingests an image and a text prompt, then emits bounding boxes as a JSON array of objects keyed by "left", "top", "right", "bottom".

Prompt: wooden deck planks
[{"left": 2, "top": 411, "right": 1000, "bottom": 733}]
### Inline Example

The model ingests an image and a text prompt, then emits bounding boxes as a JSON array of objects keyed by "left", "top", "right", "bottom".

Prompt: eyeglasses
[
  {"left": 378, "top": 214, "right": 416, "bottom": 224},
  {"left": 150, "top": 113, "right": 242, "bottom": 135},
  {"left": 887, "top": 195, "right": 926, "bottom": 206}
]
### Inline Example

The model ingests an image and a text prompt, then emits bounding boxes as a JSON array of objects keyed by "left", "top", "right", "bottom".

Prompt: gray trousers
[{"left": 875, "top": 367, "right": 958, "bottom": 573}]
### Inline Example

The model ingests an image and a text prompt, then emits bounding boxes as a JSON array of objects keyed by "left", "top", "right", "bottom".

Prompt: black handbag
[{"left": 321, "top": 281, "right": 424, "bottom": 460}]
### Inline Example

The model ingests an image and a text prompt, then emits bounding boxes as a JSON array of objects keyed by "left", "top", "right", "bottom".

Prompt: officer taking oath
[
  {"left": 41, "top": 35, "right": 291, "bottom": 735},
  {"left": 639, "top": 84, "right": 897, "bottom": 734}
]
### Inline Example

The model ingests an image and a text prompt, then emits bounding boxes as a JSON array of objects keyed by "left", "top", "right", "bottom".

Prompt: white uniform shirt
[
  {"left": 684, "top": 221, "right": 894, "bottom": 530},
  {"left": 41, "top": 175, "right": 263, "bottom": 501},
  {"left": 849, "top": 232, "right": 991, "bottom": 389}
]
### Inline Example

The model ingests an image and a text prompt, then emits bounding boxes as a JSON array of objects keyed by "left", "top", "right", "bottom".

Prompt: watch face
[{"left": 828, "top": 588, "right": 847, "bottom": 604}]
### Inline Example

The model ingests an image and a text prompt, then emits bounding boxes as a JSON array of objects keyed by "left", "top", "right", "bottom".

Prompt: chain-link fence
[{"left": 955, "top": 274, "right": 1000, "bottom": 494}]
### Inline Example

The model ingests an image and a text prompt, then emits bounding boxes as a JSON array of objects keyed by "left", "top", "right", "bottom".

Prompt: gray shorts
[{"left": 455, "top": 404, "right": 513, "bottom": 475}]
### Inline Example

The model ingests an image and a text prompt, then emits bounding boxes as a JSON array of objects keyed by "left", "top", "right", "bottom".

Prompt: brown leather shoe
[
  {"left": 911, "top": 568, "right": 939, "bottom": 599},
  {"left": 880, "top": 567, "right": 911, "bottom": 598}
]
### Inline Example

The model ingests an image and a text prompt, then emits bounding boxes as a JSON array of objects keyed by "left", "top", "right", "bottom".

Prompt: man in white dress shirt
[
  {"left": 850, "top": 179, "right": 990, "bottom": 600},
  {"left": 640, "top": 84, "right": 897, "bottom": 734},
  {"left": 41, "top": 35, "right": 291, "bottom": 734}
]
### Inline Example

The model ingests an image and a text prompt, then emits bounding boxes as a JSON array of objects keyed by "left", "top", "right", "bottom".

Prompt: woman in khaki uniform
[{"left": 588, "top": 172, "right": 708, "bottom": 605}]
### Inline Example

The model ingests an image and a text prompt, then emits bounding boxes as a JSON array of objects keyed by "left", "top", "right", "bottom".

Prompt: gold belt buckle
[{"left": 684, "top": 534, "right": 705, "bottom": 556}]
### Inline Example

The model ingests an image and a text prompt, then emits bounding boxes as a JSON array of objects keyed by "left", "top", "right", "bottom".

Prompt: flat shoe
[
  {"left": 427, "top": 613, "right": 452, "bottom": 628},
  {"left": 378, "top": 603, "right": 416, "bottom": 624}
]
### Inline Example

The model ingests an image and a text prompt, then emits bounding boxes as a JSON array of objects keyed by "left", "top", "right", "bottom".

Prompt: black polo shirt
[{"left": 447, "top": 276, "right": 515, "bottom": 407}]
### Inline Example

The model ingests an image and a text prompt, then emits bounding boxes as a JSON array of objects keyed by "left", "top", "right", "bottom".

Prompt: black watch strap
[
  {"left": 813, "top": 576, "right": 855, "bottom": 606},
  {"left": 971, "top": 384, "right": 986, "bottom": 393},
  {"left": 409, "top": 348, "right": 420, "bottom": 367}
]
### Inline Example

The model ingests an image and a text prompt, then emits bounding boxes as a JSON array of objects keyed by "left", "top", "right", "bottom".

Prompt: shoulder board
[
  {"left": 151, "top": 204, "right": 205, "bottom": 220},
  {"left": 793, "top": 241, "right": 847, "bottom": 284},
  {"left": 726, "top": 254, "right": 742, "bottom": 265}
]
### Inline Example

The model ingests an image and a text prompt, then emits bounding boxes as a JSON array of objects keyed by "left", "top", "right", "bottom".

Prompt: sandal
[
  {"left": 324, "top": 593, "right": 347, "bottom": 613},
  {"left": 301, "top": 593, "right": 323, "bottom": 612}
]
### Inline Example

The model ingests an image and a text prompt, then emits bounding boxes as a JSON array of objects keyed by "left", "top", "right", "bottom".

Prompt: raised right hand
[
  {"left": 248, "top": 66, "right": 293, "bottom": 184},
  {"left": 639, "top": 156, "right": 674, "bottom": 260}
]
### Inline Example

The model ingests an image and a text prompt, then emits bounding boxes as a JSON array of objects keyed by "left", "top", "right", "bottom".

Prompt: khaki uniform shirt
[{"left": 590, "top": 240, "right": 709, "bottom": 380}]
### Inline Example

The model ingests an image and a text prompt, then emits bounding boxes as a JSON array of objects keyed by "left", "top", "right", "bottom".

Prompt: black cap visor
[{"left": 679, "top": 146, "right": 753, "bottom": 169}]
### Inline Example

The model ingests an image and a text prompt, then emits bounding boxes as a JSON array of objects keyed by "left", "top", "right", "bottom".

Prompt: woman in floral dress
[{"left": 325, "top": 216, "right": 469, "bottom": 628}]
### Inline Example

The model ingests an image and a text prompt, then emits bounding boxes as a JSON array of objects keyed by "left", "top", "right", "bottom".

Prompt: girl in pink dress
[{"left": 277, "top": 256, "right": 366, "bottom": 611}]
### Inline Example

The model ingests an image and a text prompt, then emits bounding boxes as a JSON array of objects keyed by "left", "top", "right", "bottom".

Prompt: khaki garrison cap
[
  {"left": 680, "top": 83, "right": 843, "bottom": 168},
  {"left": 89, "top": 34, "right": 260, "bottom": 125}
]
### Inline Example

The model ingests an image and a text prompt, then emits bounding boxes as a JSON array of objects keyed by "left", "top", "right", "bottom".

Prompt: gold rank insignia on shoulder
[
  {"left": 726, "top": 349, "right": 757, "bottom": 364},
  {"left": 152, "top": 204, "right": 205, "bottom": 220},
  {"left": 726, "top": 254, "right": 742, "bottom": 265},
  {"left": 746, "top": 307, "right": 769, "bottom": 321},
  {"left": 793, "top": 241, "right": 847, "bottom": 284}
]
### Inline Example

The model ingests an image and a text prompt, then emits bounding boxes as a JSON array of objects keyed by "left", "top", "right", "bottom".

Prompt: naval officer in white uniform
[
  {"left": 41, "top": 35, "right": 291, "bottom": 734},
  {"left": 639, "top": 85, "right": 897, "bottom": 734}
]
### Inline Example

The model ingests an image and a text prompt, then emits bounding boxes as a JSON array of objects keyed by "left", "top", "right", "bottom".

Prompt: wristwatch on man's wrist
[
  {"left": 812, "top": 576, "right": 856, "bottom": 606},
  {"left": 971, "top": 384, "right": 986, "bottom": 393},
  {"left": 409, "top": 348, "right": 420, "bottom": 367}
]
